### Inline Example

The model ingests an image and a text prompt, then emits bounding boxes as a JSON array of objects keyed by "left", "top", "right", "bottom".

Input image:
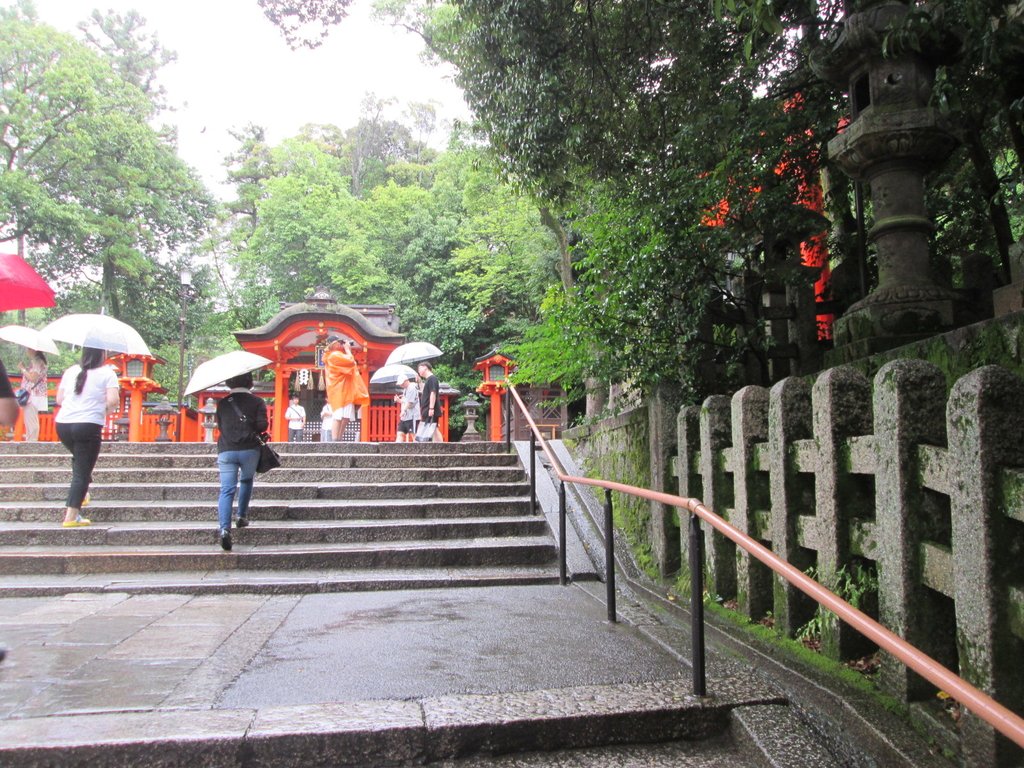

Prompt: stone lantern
[
  {"left": 201, "top": 400, "right": 218, "bottom": 443},
  {"left": 812, "top": 0, "right": 961, "bottom": 359},
  {"left": 460, "top": 397, "right": 483, "bottom": 443},
  {"left": 153, "top": 397, "right": 175, "bottom": 443}
]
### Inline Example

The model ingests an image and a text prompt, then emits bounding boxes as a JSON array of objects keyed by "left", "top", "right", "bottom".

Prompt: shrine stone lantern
[
  {"left": 153, "top": 397, "right": 175, "bottom": 443},
  {"left": 460, "top": 397, "right": 483, "bottom": 443},
  {"left": 201, "top": 400, "right": 218, "bottom": 443},
  {"left": 811, "top": 0, "right": 961, "bottom": 359}
]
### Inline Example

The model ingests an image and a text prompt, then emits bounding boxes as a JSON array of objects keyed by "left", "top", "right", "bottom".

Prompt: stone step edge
[
  {"left": 1, "top": 569, "right": 573, "bottom": 597},
  {"left": 0, "top": 678, "right": 786, "bottom": 768}
]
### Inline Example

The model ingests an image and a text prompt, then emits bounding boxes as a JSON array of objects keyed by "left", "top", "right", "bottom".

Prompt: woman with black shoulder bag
[{"left": 214, "top": 372, "right": 268, "bottom": 551}]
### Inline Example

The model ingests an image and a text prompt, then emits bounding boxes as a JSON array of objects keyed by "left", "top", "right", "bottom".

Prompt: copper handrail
[{"left": 506, "top": 384, "right": 1024, "bottom": 751}]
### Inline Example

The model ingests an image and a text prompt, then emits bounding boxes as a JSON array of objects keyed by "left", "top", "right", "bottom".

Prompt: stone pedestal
[{"left": 992, "top": 243, "right": 1024, "bottom": 317}]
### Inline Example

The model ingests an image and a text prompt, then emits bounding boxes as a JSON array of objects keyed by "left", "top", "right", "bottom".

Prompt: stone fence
[{"left": 673, "top": 360, "right": 1024, "bottom": 765}]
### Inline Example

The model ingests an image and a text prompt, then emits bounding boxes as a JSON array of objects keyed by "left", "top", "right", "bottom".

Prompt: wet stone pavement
[{"left": 0, "top": 585, "right": 691, "bottom": 719}]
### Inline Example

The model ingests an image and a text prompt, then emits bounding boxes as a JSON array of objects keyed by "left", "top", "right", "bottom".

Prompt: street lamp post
[{"left": 176, "top": 267, "right": 192, "bottom": 441}]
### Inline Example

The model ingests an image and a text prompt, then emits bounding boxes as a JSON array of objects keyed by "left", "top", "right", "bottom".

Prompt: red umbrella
[{"left": 0, "top": 253, "right": 56, "bottom": 312}]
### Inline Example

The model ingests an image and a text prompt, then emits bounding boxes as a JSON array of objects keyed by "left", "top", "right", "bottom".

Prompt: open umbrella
[
  {"left": 369, "top": 363, "right": 417, "bottom": 385},
  {"left": 0, "top": 253, "right": 56, "bottom": 312},
  {"left": 184, "top": 350, "right": 273, "bottom": 396},
  {"left": 42, "top": 314, "right": 151, "bottom": 356},
  {"left": 0, "top": 325, "right": 59, "bottom": 354},
  {"left": 385, "top": 341, "right": 442, "bottom": 366}
]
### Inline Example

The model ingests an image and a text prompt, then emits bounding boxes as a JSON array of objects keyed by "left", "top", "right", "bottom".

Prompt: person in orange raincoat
[{"left": 324, "top": 335, "right": 369, "bottom": 441}]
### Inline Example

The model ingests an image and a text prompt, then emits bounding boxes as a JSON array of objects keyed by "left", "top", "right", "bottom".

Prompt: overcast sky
[{"left": 21, "top": 0, "right": 471, "bottom": 198}]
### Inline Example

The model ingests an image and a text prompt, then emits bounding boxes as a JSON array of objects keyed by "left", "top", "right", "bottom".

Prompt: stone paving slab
[{"left": 0, "top": 678, "right": 782, "bottom": 768}]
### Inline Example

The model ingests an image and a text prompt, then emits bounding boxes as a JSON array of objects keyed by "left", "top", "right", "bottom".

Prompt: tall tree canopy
[{"left": 0, "top": 1, "right": 213, "bottom": 318}]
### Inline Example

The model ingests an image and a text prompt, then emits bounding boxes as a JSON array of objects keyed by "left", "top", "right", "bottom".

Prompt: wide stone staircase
[{"left": 0, "top": 441, "right": 558, "bottom": 596}]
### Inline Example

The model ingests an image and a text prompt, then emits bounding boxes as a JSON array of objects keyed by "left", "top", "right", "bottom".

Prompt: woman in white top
[
  {"left": 55, "top": 348, "right": 119, "bottom": 527},
  {"left": 18, "top": 349, "right": 48, "bottom": 442},
  {"left": 320, "top": 402, "right": 333, "bottom": 443}
]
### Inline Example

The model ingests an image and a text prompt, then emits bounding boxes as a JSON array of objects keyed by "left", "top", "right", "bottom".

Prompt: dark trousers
[{"left": 56, "top": 422, "right": 103, "bottom": 509}]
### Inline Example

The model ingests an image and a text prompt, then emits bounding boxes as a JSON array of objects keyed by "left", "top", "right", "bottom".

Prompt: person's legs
[
  {"left": 217, "top": 451, "right": 240, "bottom": 533},
  {"left": 57, "top": 422, "right": 102, "bottom": 524},
  {"left": 22, "top": 404, "right": 39, "bottom": 442},
  {"left": 235, "top": 448, "right": 260, "bottom": 522},
  {"left": 333, "top": 417, "right": 348, "bottom": 442}
]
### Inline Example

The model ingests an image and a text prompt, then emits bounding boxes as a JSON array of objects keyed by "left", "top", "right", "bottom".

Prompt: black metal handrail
[{"left": 504, "top": 384, "right": 1024, "bottom": 749}]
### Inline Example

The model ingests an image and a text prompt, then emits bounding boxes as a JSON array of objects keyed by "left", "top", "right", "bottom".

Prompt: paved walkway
[
  {"left": 0, "top": 582, "right": 799, "bottom": 766},
  {"left": 1, "top": 584, "right": 691, "bottom": 718}
]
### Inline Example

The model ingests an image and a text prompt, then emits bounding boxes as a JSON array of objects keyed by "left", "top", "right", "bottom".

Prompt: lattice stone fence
[{"left": 674, "top": 360, "right": 1024, "bottom": 765}]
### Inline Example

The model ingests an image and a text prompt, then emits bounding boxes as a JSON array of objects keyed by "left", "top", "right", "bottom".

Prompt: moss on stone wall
[
  {"left": 570, "top": 407, "right": 659, "bottom": 579},
  {"left": 841, "top": 314, "right": 1024, "bottom": 390}
]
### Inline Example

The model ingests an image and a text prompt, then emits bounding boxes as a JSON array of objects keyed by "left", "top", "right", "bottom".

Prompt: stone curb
[{"left": 0, "top": 678, "right": 784, "bottom": 768}]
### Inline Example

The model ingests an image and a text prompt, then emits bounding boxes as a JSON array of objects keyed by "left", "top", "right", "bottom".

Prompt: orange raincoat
[{"left": 325, "top": 347, "right": 369, "bottom": 410}]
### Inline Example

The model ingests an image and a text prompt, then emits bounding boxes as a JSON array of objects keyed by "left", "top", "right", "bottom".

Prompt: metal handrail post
[
  {"left": 504, "top": 388, "right": 511, "bottom": 453},
  {"left": 558, "top": 481, "right": 567, "bottom": 585},
  {"left": 604, "top": 488, "right": 616, "bottom": 622},
  {"left": 529, "top": 431, "right": 537, "bottom": 513},
  {"left": 689, "top": 513, "right": 706, "bottom": 696}
]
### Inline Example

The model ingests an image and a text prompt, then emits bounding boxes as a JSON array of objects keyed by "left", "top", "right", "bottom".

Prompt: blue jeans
[{"left": 217, "top": 448, "right": 259, "bottom": 531}]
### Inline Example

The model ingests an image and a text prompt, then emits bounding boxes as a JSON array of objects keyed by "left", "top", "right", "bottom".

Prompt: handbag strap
[{"left": 226, "top": 396, "right": 265, "bottom": 443}]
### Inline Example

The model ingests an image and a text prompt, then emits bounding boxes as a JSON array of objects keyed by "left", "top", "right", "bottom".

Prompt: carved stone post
[
  {"left": 648, "top": 386, "right": 681, "bottom": 576},
  {"left": 873, "top": 359, "right": 950, "bottom": 702},
  {"left": 768, "top": 377, "right": 817, "bottom": 637},
  {"left": 812, "top": 366, "right": 873, "bottom": 660},
  {"left": 948, "top": 367, "right": 1024, "bottom": 767},
  {"left": 731, "top": 386, "right": 773, "bottom": 620},
  {"left": 698, "top": 395, "right": 737, "bottom": 600}
]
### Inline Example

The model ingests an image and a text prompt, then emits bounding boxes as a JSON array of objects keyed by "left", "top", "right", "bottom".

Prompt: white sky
[{"left": 22, "top": 0, "right": 471, "bottom": 199}]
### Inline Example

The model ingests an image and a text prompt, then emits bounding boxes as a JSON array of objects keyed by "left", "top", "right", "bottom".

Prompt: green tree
[{"left": 0, "top": 3, "right": 213, "bottom": 319}]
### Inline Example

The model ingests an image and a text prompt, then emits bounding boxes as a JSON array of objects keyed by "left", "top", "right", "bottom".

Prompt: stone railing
[{"left": 675, "top": 360, "right": 1024, "bottom": 765}]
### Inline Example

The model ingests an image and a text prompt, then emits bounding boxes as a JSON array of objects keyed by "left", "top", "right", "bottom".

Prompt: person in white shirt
[
  {"left": 55, "top": 348, "right": 119, "bottom": 527},
  {"left": 320, "top": 402, "right": 333, "bottom": 443},
  {"left": 394, "top": 375, "right": 419, "bottom": 442},
  {"left": 285, "top": 394, "right": 306, "bottom": 442}
]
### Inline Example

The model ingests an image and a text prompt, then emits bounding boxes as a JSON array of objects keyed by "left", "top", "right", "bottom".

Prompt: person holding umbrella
[
  {"left": 18, "top": 348, "right": 48, "bottom": 442},
  {"left": 324, "top": 335, "right": 369, "bottom": 442},
  {"left": 54, "top": 348, "right": 120, "bottom": 527},
  {"left": 214, "top": 372, "right": 268, "bottom": 551}
]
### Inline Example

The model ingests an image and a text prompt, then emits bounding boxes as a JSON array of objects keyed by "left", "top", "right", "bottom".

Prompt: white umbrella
[
  {"left": 184, "top": 350, "right": 273, "bottom": 396},
  {"left": 0, "top": 325, "right": 59, "bottom": 354},
  {"left": 369, "top": 363, "right": 417, "bottom": 385},
  {"left": 385, "top": 341, "right": 442, "bottom": 366},
  {"left": 42, "top": 314, "right": 151, "bottom": 356}
]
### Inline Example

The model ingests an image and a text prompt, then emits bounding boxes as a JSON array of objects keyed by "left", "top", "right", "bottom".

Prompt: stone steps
[
  {"left": 0, "top": 535, "right": 557, "bottom": 574},
  {"left": 0, "top": 451, "right": 521, "bottom": 469},
  {"left": 0, "top": 516, "right": 549, "bottom": 546},
  {"left": 0, "top": 497, "right": 532, "bottom": 522},
  {"left": 0, "top": 565, "right": 562, "bottom": 597},
  {"left": 0, "top": 466, "right": 527, "bottom": 484},
  {"left": 0, "top": 480, "right": 530, "bottom": 502},
  {"left": 0, "top": 441, "right": 557, "bottom": 595}
]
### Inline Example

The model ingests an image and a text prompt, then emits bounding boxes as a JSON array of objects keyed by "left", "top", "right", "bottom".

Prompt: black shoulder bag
[{"left": 226, "top": 396, "right": 280, "bottom": 473}]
